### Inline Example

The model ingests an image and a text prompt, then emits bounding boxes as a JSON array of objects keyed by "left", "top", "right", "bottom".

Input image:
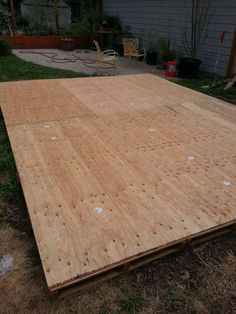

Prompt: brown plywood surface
[{"left": 0, "top": 74, "right": 236, "bottom": 292}]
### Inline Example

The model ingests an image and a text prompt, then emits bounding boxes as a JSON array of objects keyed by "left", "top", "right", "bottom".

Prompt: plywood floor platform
[{"left": 0, "top": 74, "right": 236, "bottom": 295}]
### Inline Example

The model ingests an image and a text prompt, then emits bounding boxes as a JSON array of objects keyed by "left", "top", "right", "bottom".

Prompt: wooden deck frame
[
  {"left": 52, "top": 221, "right": 235, "bottom": 298},
  {"left": 3, "top": 125, "right": 235, "bottom": 299},
  {"left": 0, "top": 74, "right": 235, "bottom": 298}
]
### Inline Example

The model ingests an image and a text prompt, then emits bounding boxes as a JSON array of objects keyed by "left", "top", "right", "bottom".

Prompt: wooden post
[
  {"left": 227, "top": 30, "right": 236, "bottom": 77},
  {"left": 97, "top": 0, "right": 103, "bottom": 15}
]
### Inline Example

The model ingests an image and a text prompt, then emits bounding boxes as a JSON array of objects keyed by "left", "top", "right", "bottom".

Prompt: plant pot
[
  {"left": 114, "top": 43, "right": 123, "bottom": 57},
  {"left": 165, "top": 60, "right": 177, "bottom": 77},
  {"left": 178, "top": 57, "right": 201, "bottom": 78},
  {"left": 146, "top": 52, "right": 157, "bottom": 65},
  {"left": 61, "top": 38, "right": 74, "bottom": 51}
]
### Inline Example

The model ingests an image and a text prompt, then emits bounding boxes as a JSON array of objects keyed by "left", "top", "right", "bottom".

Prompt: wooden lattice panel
[
  {"left": 0, "top": 74, "right": 235, "bottom": 293},
  {"left": 122, "top": 38, "right": 144, "bottom": 58}
]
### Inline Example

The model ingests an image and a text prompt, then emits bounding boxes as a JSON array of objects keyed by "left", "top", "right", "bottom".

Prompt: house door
[{"left": 227, "top": 30, "right": 236, "bottom": 77}]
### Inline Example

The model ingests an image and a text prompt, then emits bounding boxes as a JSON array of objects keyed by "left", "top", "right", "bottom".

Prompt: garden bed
[{"left": 0, "top": 35, "right": 91, "bottom": 49}]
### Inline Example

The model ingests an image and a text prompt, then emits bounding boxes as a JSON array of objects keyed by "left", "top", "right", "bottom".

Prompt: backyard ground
[
  {"left": 178, "top": 77, "right": 236, "bottom": 105},
  {"left": 0, "top": 55, "right": 236, "bottom": 313}
]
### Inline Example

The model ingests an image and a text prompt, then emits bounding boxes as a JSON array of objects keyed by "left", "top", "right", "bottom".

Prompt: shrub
[
  {"left": 0, "top": 40, "right": 12, "bottom": 56},
  {"left": 64, "top": 23, "right": 91, "bottom": 37}
]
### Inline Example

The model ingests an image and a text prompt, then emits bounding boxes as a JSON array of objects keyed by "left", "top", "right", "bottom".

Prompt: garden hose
[{"left": 18, "top": 50, "right": 115, "bottom": 69}]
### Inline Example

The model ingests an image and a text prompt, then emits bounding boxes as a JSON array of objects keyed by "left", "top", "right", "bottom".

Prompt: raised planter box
[{"left": 0, "top": 35, "right": 91, "bottom": 49}]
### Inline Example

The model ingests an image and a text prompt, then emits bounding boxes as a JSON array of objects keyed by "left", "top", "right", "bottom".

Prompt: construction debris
[{"left": 224, "top": 75, "right": 236, "bottom": 90}]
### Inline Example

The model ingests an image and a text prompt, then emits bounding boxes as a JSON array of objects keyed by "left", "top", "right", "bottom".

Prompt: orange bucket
[{"left": 165, "top": 60, "right": 177, "bottom": 77}]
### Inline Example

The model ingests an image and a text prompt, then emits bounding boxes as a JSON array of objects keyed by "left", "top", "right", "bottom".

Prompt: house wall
[{"left": 103, "top": 0, "right": 236, "bottom": 76}]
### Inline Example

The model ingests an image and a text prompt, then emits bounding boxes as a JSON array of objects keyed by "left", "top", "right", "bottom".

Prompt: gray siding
[{"left": 104, "top": 0, "right": 236, "bottom": 76}]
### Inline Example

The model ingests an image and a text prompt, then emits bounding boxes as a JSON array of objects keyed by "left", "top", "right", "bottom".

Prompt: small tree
[
  {"left": 183, "top": 0, "right": 212, "bottom": 59},
  {"left": 53, "top": 0, "right": 60, "bottom": 35}
]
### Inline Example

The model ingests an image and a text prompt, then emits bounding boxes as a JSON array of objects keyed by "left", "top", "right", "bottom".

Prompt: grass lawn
[
  {"left": 177, "top": 77, "right": 236, "bottom": 105},
  {"left": 0, "top": 54, "right": 236, "bottom": 313},
  {"left": 0, "top": 54, "right": 90, "bottom": 82}
]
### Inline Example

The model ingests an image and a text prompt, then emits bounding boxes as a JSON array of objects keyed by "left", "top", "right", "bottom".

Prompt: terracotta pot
[{"left": 61, "top": 38, "right": 74, "bottom": 51}]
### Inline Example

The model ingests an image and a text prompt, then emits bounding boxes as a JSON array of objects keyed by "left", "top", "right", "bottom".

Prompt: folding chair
[
  {"left": 94, "top": 40, "right": 119, "bottom": 74},
  {"left": 123, "top": 38, "right": 145, "bottom": 61}
]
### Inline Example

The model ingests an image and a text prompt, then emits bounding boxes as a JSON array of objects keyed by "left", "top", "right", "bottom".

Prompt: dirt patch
[
  {"left": 0, "top": 226, "right": 120, "bottom": 314},
  {"left": 0, "top": 227, "right": 43, "bottom": 313},
  {"left": 0, "top": 225, "right": 235, "bottom": 314},
  {"left": 128, "top": 232, "right": 236, "bottom": 313}
]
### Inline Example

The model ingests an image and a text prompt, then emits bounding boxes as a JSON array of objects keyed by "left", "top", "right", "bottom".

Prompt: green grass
[
  {"left": 0, "top": 177, "right": 22, "bottom": 204},
  {"left": 116, "top": 280, "right": 142, "bottom": 313},
  {"left": 0, "top": 115, "right": 20, "bottom": 204},
  {"left": 99, "top": 280, "right": 143, "bottom": 314},
  {"left": 116, "top": 292, "right": 142, "bottom": 313},
  {"left": 0, "top": 144, "right": 13, "bottom": 172},
  {"left": 0, "top": 54, "right": 91, "bottom": 82},
  {"left": 0, "top": 210, "right": 9, "bottom": 228},
  {"left": 26, "top": 297, "right": 40, "bottom": 310},
  {"left": 177, "top": 77, "right": 236, "bottom": 104},
  {"left": 0, "top": 114, "right": 19, "bottom": 228},
  {"left": 100, "top": 292, "right": 142, "bottom": 314},
  {"left": 0, "top": 117, "right": 15, "bottom": 173},
  {"left": 27, "top": 244, "right": 41, "bottom": 267},
  {"left": 167, "top": 290, "right": 187, "bottom": 312},
  {"left": 0, "top": 113, "right": 28, "bottom": 230}
]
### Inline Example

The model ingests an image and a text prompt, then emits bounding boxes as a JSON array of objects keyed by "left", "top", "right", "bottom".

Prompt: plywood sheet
[{"left": 0, "top": 74, "right": 235, "bottom": 292}]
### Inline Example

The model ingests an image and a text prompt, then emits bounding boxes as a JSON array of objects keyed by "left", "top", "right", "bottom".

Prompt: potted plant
[
  {"left": 102, "top": 14, "right": 123, "bottom": 55},
  {"left": 178, "top": 0, "right": 212, "bottom": 78},
  {"left": 158, "top": 37, "right": 176, "bottom": 68},
  {"left": 146, "top": 31, "right": 157, "bottom": 65}
]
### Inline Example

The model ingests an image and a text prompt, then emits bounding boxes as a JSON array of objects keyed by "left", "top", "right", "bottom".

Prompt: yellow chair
[
  {"left": 94, "top": 40, "right": 119, "bottom": 74},
  {"left": 123, "top": 38, "right": 145, "bottom": 60}
]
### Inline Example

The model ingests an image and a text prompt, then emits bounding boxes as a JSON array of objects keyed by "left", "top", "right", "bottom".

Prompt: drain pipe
[{"left": 212, "top": 31, "right": 226, "bottom": 81}]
